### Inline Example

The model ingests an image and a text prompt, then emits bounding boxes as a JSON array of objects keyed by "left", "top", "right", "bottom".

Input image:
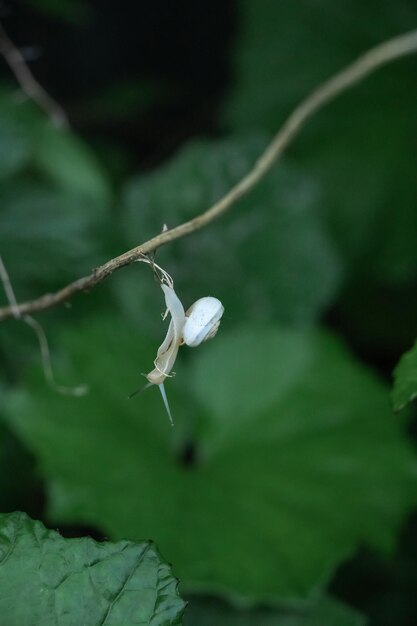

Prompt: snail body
[{"left": 146, "top": 284, "right": 185, "bottom": 386}]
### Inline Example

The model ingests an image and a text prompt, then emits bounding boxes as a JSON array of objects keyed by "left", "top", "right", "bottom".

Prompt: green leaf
[
  {"left": 302, "top": 101, "right": 417, "bottom": 282},
  {"left": 4, "top": 317, "right": 416, "bottom": 602},
  {"left": 0, "top": 89, "right": 111, "bottom": 202},
  {"left": 224, "top": 0, "right": 355, "bottom": 131},
  {"left": 392, "top": 339, "right": 417, "bottom": 411},
  {"left": 0, "top": 511, "right": 185, "bottom": 626},
  {"left": 0, "top": 107, "right": 31, "bottom": 178},
  {"left": 34, "top": 123, "right": 112, "bottom": 203},
  {"left": 0, "top": 90, "right": 112, "bottom": 295},
  {"left": 184, "top": 595, "right": 366, "bottom": 626},
  {"left": 224, "top": 1, "right": 417, "bottom": 280},
  {"left": 0, "top": 179, "right": 109, "bottom": 292},
  {"left": 121, "top": 135, "right": 342, "bottom": 329},
  {"left": 224, "top": 0, "right": 417, "bottom": 132}
]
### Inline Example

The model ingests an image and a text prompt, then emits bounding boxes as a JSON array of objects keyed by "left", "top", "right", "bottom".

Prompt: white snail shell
[{"left": 182, "top": 297, "right": 224, "bottom": 347}]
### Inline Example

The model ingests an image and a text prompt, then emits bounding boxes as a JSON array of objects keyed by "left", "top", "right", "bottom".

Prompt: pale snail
[{"left": 132, "top": 265, "right": 224, "bottom": 426}]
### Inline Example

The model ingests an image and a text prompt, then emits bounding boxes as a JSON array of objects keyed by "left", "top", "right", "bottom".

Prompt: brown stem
[{"left": 0, "top": 20, "right": 69, "bottom": 129}]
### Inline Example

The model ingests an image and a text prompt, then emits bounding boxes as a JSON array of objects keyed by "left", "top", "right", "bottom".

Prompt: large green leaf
[
  {"left": 300, "top": 96, "right": 417, "bottom": 282},
  {"left": 0, "top": 89, "right": 113, "bottom": 297},
  {"left": 225, "top": 0, "right": 417, "bottom": 271},
  {"left": 34, "top": 123, "right": 112, "bottom": 203},
  {"left": 392, "top": 339, "right": 417, "bottom": 411},
  {"left": 0, "top": 104, "right": 32, "bottom": 178},
  {"left": 4, "top": 316, "right": 416, "bottom": 601},
  {"left": 224, "top": 0, "right": 417, "bottom": 134},
  {"left": 120, "top": 135, "right": 342, "bottom": 331},
  {"left": 184, "top": 595, "right": 366, "bottom": 626},
  {"left": 0, "top": 89, "right": 110, "bottom": 202},
  {"left": 0, "top": 179, "right": 109, "bottom": 293},
  {"left": 0, "top": 511, "right": 185, "bottom": 626}
]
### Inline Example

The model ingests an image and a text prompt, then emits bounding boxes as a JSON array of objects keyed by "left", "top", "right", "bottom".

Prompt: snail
[{"left": 144, "top": 282, "right": 224, "bottom": 425}]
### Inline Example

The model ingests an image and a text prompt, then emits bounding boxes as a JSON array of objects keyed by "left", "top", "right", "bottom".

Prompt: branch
[
  {"left": 0, "top": 255, "right": 87, "bottom": 395},
  {"left": 1, "top": 28, "right": 417, "bottom": 321},
  {"left": 0, "top": 20, "right": 69, "bottom": 129}
]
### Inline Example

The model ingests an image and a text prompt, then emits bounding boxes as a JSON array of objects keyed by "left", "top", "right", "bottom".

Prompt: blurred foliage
[
  {"left": 23, "top": 0, "right": 89, "bottom": 24},
  {"left": 0, "top": 0, "right": 416, "bottom": 624},
  {"left": 224, "top": 0, "right": 417, "bottom": 358},
  {"left": 224, "top": 0, "right": 417, "bottom": 132},
  {"left": 392, "top": 340, "right": 417, "bottom": 411},
  {"left": 0, "top": 511, "right": 185, "bottom": 626},
  {"left": 0, "top": 89, "right": 112, "bottom": 300},
  {"left": 4, "top": 318, "right": 416, "bottom": 603},
  {"left": 184, "top": 594, "right": 366, "bottom": 626}
]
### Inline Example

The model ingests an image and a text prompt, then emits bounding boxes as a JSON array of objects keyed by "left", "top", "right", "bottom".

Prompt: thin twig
[
  {"left": 0, "top": 28, "right": 417, "bottom": 321},
  {"left": 0, "top": 254, "right": 88, "bottom": 395},
  {"left": 0, "top": 254, "right": 20, "bottom": 318},
  {"left": 0, "top": 20, "right": 69, "bottom": 129},
  {"left": 22, "top": 315, "right": 88, "bottom": 396}
]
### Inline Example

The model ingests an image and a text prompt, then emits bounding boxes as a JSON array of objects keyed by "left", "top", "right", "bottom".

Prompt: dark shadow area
[
  {"left": 331, "top": 510, "right": 417, "bottom": 626},
  {"left": 1, "top": 0, "right": 236, "bottom": 170}
]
